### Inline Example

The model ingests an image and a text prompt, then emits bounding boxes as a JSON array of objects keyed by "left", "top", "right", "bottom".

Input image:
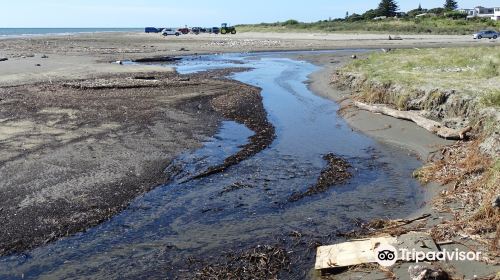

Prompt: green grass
[
  {"left": 237, "top": 17, "right": 500, "bottom": 35},
  {"left": 343, "top": 46, "right": 500, "bottom": 102}
]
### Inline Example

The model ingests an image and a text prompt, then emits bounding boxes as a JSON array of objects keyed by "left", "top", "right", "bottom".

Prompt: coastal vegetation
[
  {"left": 237, "top": 17, "right": 499, "bottom": 34},
  {"left": 344, "top": 46, "right": 500, "bottom": 102},
  {"left": 237, "top": 0, "right": 500, "bottom": 34}
]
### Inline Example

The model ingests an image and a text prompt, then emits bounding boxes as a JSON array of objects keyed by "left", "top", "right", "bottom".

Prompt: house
[
  {"left": 494, "top": 7, "right": 500, "bottom": 21},
  {"left": 459, "top": 6, "right": 500, "bottom": 21}
]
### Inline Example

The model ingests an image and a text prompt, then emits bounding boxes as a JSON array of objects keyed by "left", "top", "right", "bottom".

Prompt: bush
[
  {"left": 428, "top": 7, "right": 445, "bottom": 15},
  {"left": 282, "top": 19, "right": 299, "bottom": 26},
  {"left": 347, "top": 13, "right": 364, "bottom": 22},
  {"left": 444, "top": 11, "right": 467, "bottom": 20}
]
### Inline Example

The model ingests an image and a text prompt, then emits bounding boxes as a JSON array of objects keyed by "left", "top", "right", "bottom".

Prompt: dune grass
[
  {"left": 343, "top": 46, "right": 500, "bottom": 104},
  {"left": 238, "top": 18, "right": 500, "bottom": 35}
]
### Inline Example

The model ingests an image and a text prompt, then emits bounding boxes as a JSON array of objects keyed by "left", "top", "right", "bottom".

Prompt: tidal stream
[{"left": 0, "top": 52, "right": 424, "bottom": 279}]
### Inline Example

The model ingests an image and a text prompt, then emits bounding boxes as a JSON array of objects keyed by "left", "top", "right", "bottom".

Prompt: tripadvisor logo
[
  {"left": 375, "top": 244, "right": 398, "bottom": 267},
  {"left": 374, "top": 243, "right": 482, "bottom": 267}
]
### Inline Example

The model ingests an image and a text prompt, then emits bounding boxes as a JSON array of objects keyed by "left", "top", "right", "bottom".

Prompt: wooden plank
[
  {"left": 315, "top": 232, "right": 437, "bottom": 270},
  {"left": 315, "top": 236, "right": 397, "bottom": 269}
]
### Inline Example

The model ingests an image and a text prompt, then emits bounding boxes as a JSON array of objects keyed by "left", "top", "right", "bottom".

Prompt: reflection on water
[{"left": 0, "top": 52, "right": 424, "bottom": 279}]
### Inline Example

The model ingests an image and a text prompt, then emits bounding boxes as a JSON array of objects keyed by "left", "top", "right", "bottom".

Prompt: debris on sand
[
  {"left": 132, "top": 56, "right": 181, "bottom": 63},
  {"left": 206, "top": 39, "right": 282, "bottom": 48},
  {"left": 288, "top": 153, "right": 351, "bottom": 202},
  {"left": 192, "top": 245, "right": 290, "bottom": 280},
  {"left": 408, "top": 265, "right": 449, "bottom": 280}
]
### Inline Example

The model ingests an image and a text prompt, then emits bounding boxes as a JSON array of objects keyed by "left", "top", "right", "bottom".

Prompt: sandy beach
[
  {"left": 1, "top": 31, "right": 498, "bottom": 86},
  {"left": 0, "top": 31, "right": 498, "bottom": 278}
]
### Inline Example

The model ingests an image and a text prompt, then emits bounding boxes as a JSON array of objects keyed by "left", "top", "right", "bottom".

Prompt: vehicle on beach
[
  {"left": 211, "top": 27, "right": 220, "bottom": 34},
  {"left": 145, "top": 27, "right": 161, "bottom": 33},
  {"left": 220, "top": 23, "right": 237, "bottom": 34},
  {"left": 473, "top": 30, "right": 498, "bottom": 39},
  {"left": 177, "top": 27, "right": 190, "bottom": 34},
  {"left": 162, "top": 28, "right": 180, "bottom": 36},
  {"left": 191, "top": 27, "right": 201, "bottom": 34}
]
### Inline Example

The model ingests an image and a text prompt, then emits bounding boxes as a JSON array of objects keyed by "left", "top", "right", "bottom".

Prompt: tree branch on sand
[{"left": 352, "top": 101, "right": 472, "bottom": 140}]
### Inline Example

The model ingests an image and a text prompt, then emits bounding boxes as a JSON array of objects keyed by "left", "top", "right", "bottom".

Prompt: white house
[
  {"left": 494, "top": 7, "right": 500, "bottom": 21},
  {"left": 460, "top": 6, "right": 500, "bottom": 20}
]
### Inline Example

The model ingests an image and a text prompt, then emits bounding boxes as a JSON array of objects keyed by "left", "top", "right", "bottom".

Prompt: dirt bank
[{"left": 0, "top": 69, "right": 273, "bottom": 255}]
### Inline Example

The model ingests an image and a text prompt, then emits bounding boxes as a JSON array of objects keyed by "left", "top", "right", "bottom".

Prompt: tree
[
  {"left": 362, "top": 9, "right": 380, "bottom": 20},
  {"left": 377, "top": 0, "right": 399, "bottom": 17},
  {"left": 444, "top": 0, "right": 458, "bottom": 10}
]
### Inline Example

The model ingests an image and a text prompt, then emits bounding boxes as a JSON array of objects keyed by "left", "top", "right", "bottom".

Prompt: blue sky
[{"left": 1, "top": 0, "right": 499, "bottom": 27}]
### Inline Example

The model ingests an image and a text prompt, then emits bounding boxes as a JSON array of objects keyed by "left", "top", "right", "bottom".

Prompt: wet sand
[{"left": 0, "top": 68, "right": 271, "bottom": 255}]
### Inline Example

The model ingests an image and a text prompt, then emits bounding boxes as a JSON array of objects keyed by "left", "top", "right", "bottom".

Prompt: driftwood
[{"left": 352, "top": 101, "right": 471, "bottom": 140}]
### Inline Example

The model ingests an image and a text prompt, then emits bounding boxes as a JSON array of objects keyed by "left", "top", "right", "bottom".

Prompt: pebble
[{"left": 492, "top": 195, "right": 500, "bottom": 208}]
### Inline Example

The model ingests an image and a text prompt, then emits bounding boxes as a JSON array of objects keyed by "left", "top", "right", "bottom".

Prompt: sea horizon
[{"left": 0, "top": 27, "right": 144, "bottom": 37}]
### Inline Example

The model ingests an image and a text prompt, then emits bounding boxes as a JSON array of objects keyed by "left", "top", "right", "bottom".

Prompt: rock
[
  {"left": 116, "top": 60, "right": 123, "bottom": 65},
  {"left": 492, "top": 195, "right": 500, "bottom": 208},
  {"left": 0, "top": 57, "right": 7, "bottom": 62},
  {"left": 197, "top": 104, "right": 203, "bottom": 110},
  {"left": 408, "top": 265, "right": 449, "bottom": 280},
  {"left": 35, "top": 64, "right": 41, "bottom": 67},
  {"left": 351, "top": 55, "right": 357, "bottom": 59},
  {"left": 41, "top": 54, "right": 49, "bottom": 58}
]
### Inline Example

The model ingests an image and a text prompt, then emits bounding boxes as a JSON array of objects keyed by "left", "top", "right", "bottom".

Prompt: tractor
[{"left": 220, "top": 23, "right": 236, "bottom": 35}]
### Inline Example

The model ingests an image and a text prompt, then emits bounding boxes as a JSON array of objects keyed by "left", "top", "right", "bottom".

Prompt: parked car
[
  {"left": 145, "top": 27, "right": 161, "bottom": 33},
  {"left": 473, "top": 30, "right": 498, "bottom": 39},
  {"left": 162, "top": 28, "right": 180, "bottom": 36},
  {"left": 191, "top": 27, "right": 201, "bottom": 34},
  {"left": 211, "top": 27, "right": 220, "bottom": 34}
]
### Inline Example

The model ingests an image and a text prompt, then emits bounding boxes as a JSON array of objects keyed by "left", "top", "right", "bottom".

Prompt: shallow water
[{"left": 0, "top": 52, "right": 424, "bottom": 279}]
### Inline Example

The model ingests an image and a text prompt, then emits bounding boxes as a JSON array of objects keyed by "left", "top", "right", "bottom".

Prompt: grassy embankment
[
  {"left": 337, "top": 46, "right": 499, "bottom": 248},
  {"left": 237, "top": 18, "right": 500, "bottom": 34},
  {"left": 344, "top": 47, "right": 500, "bottom": 108}
]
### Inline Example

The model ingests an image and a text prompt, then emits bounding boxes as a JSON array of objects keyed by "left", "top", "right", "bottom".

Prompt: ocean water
[{"left": 0, "top": 28, "right": 143, "bottom": 37}]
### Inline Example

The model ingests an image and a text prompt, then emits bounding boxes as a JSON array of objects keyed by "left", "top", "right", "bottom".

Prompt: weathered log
[{"left": 352, "top": 101, "right": 471, "bottom": 140}]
